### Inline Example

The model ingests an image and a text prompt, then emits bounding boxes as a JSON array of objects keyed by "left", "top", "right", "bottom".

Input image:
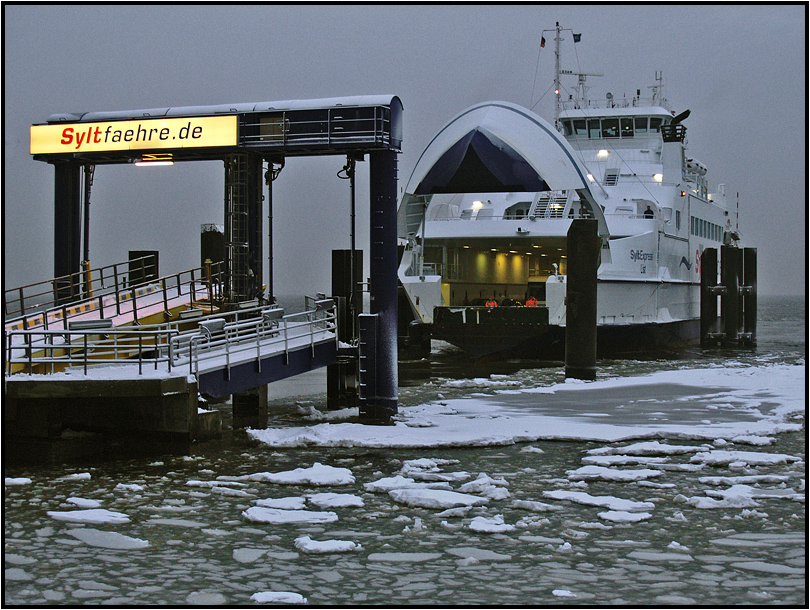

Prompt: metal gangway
[
  {"left": 4, "top": 256, "right": 225, "bottom": 333},
  {"left": 5, "top": 296, "right": 338, "bottom": 398}
]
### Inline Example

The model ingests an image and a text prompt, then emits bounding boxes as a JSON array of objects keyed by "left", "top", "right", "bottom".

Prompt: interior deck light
[
  {"left": 597, "top": 149, "right": 609, "bottom": 157},
  {"left": 472, "top": 200, "right": 484, "bottom": 210},
  {"left": 653, "top": 173, "right": 663, "bottom": 182}
]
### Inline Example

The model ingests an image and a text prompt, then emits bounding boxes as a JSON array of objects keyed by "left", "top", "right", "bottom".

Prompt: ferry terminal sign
[{"left": 30, "top": 115, "right": 237, "bottom": 155}]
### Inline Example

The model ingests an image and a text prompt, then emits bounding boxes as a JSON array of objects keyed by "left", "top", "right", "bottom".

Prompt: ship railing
[
  {"left": 605, "top": 211, "right": 658, "bottom": 221},
  {"left": 427, "top": 208, "right": 582, "bottom": 221},
  {"left": 559, "top": 94, "right": 669, "bottom": 111},
  {"left": 403, "top": 259, "right": 467, "bottom": 280}
]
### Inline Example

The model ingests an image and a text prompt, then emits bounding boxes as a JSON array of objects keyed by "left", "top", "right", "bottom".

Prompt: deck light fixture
[
  {"left": 653, "top": 173, "right": 663, "bottom": 182},
  {"left": 135, "top": 153, "right": 174, "bottom": 167}
]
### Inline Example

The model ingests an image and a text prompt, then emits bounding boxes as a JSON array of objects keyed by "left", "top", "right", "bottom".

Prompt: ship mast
[
  {"left": 553, "top": 22, "right": 562, "bottom": 132},
  {"left": 547, "top": 23, "right": 601, "bottom": 132}
]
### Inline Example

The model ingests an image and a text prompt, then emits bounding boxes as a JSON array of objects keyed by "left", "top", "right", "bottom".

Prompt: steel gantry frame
[{"left": 29, "top": 95, "right": 403, "bottom": 420}]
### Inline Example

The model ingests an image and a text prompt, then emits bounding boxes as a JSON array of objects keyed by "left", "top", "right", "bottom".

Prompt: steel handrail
[
  {"left": 7, "top": 299, "right": 337, "bottom": 382},
  {"left": 5, "top": 327, "right": 179, "bottom": 376},
  {"left": 4, "top": 255, "right": 158, "bottom": 319},
  {"left": 169, "top": 302, "right": 337, "bottom": 378},
  {"left": 6, "top": 262, "right": 225, "bottom": 332}
]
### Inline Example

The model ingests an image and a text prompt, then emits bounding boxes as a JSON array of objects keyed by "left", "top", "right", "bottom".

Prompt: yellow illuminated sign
[{"left": 30, "top": 115, "right": 237, "bottom": 155}]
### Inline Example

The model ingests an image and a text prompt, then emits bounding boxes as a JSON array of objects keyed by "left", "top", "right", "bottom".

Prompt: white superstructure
[{"left": 397, "top": 24, "right": 739, "bottom": 357}]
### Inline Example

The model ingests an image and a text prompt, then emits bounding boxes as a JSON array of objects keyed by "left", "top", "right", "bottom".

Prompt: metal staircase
[{"left": 530, "top": 191, "right": 568, "bottom": 219}]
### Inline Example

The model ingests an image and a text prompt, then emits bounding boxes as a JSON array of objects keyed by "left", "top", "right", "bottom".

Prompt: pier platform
[{"left": 4, "top": 296, "right": 338, "bottom": 462}]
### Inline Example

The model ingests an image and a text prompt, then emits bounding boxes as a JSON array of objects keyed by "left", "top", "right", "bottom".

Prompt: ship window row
[
  {"left": 562, "top": 116, "right": 667, "bottom": 139},
  {"left": 691, "top": 216, "right": 722, "bottom": 242}
]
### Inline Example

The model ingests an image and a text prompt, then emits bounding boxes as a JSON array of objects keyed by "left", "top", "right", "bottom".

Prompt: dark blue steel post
[
  {"left": 721, "top": 245, "right": 742, "bottom": 345},
  {"left": 53, "top": 162, "right": 83, "bottom": 304},
  {"left": 564, "top": 219, "right": 599, "bottom": 381},
  {"left": 742, "top": 247, "right": 757, "bottom": 346},
  {"left": 700, "top": 247, "right": 719, "bottom": 347},
  {"left": 362, "top": 150, "right": 399, "bottom": 420}
]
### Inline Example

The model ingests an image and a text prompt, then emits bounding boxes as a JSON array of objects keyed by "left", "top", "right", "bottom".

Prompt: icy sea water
[{"left": 3, "top": 296, "right": 806, "bottom": 606}]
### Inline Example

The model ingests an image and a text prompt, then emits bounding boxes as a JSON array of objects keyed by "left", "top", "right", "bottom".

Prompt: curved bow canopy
[{"left": 399, "top": 101, "right": 607, "bottom": 239}]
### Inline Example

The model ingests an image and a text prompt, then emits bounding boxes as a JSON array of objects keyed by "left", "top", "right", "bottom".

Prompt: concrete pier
[{"left": 4, "top": 374, "right": 221, "bottom": 463}]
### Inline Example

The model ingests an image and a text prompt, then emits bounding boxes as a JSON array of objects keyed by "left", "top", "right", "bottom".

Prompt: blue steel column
[{"left": 362, "top": 150, "right": 399, "bottom": 420}]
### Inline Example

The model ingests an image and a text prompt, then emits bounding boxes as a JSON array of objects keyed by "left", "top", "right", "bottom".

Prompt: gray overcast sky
[{"left": 3, "top": 3, "right": 806, "bottom": 296}]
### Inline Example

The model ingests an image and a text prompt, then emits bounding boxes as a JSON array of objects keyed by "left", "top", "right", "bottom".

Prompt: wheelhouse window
[
  {"left": 562, "top": 120, "right": 573, "bottom": 136},
  {"left": 566, "top": 115, "right": 670, "bottom": 139},
  {"left": 601, "top": 118, "right": 619, "bottom": 138}
]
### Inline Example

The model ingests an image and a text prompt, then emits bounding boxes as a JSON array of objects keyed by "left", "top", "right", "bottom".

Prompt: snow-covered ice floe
[
  {"left": 388, "top": 488, "right": 489, "bottom": 509},
  {"left": 46, "top": 509, "right": 130, "bottom": 525},
  {"left": 232, "top": 462, "right": 355, "bottom": 486},
  {"left": 242, "top": 506, "right": 338, "bottom": 524},
  {"left": 293, "top": 535, "right": 362, "bottom": 554},
  {"left": 247, "top": 364, "right": 804, "bottom": 448},
  {"left": 251, "top": 591, "right": 307, "bottom": 604}
]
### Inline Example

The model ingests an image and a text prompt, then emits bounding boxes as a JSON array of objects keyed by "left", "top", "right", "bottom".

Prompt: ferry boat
[{"left": 397, "top": 24, "right": 742, "bottom": 360}]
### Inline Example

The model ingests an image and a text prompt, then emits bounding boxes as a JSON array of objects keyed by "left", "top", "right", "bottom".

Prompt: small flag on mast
[
  {"left": 540, "top": 36, "right": 545, "bottom": 48},
  {"left": 573, "top": 33, "right": 582, "bottom": 43}
]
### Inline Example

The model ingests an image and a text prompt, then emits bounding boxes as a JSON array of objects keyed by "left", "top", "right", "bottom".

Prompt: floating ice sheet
[
  {"left": 251, "top": 591, "right": 307, "bottom": 604},
  {"left": 67, "top": 528, "right": 149, "bottom": 549},
  {"left": 294, "top": 535, "right": 361, "bottom": 554},
  {"left": 248, "top": 364, "right": 804, "bottom": 448},
  {"left": 240, "top": 462, "right": 355, "bottom": 486},
  {"left": 388, "top": 488, "right": 489, "bottom": 509},
  {"left": 242, "top": 506, "right": 338, "bottom": 524},
  {"left": 543, "top": 490, "right": 654, "bottom": 512},
  {"left": 47, "top": 509, "right": 130, "bottom": 524}
]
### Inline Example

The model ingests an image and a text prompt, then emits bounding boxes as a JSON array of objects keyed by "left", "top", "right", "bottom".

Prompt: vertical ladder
[{"left": 225, "top": 154, "right": 252, "bottom": 302}]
